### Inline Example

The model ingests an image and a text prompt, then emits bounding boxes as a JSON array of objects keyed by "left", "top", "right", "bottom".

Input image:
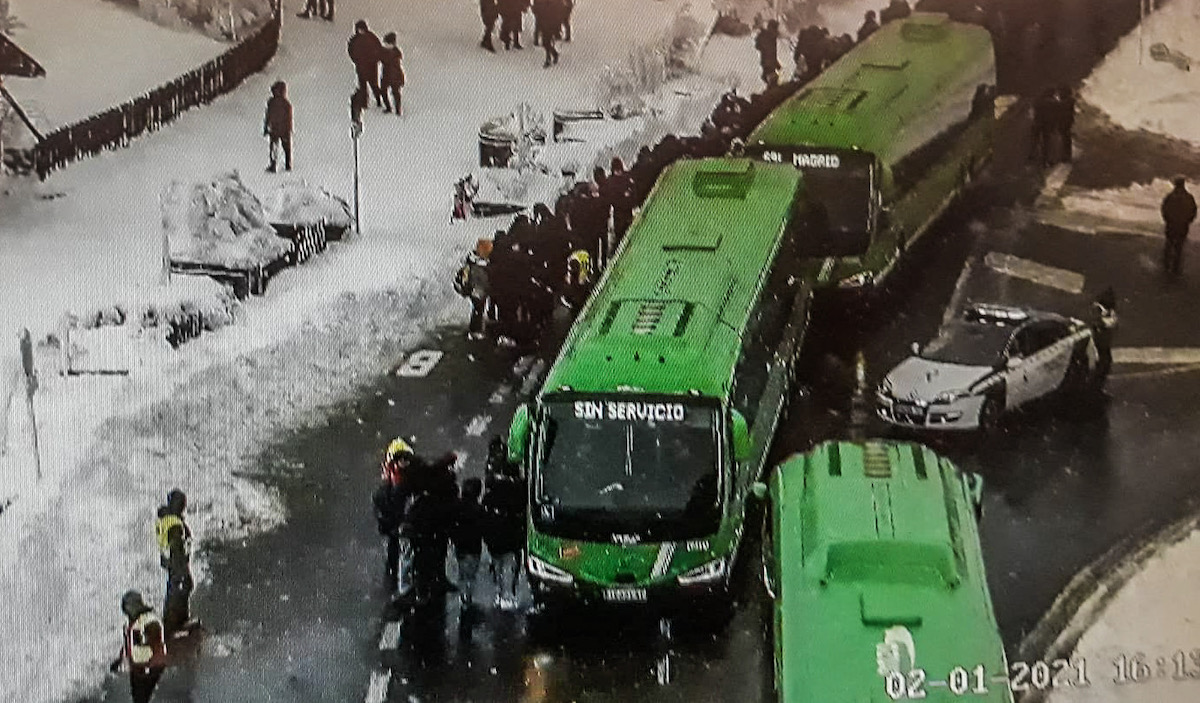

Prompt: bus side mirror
[
  {"left": 878, "top": 207, "right": 892, "bottom": 230},
  {"left": 966, "top": 472, "right": 985, "bottom": 520},
  {"left": 508, "top": 404, "right": 531, "bottom": 465},
  {"left": 750, "top": 482, "right": 768, "bottom": 501},
  {"left": 730, "top": 410, "right": 752, "bottom": 462}
]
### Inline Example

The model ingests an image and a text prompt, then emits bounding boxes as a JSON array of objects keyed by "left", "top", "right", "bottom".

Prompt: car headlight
[
  {"left": 932, "top": 389, "right": 970, "bottom": 404},
  {"left": 878, "top": 377, "right": 894, "bottom": 397},
  {"left": 528, "top": 554, "right": 573, "bottom": 585},
  {"left": 837, "top": 271, "right": 873, "bottom": 289},
  {"left": 677, "top": 558, "right": 728, "bottom": 586}
]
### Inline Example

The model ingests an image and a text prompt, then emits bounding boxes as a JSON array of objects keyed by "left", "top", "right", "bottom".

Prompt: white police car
[{"left": 877, "top": 303, "right": 1115, "bottom": 432}]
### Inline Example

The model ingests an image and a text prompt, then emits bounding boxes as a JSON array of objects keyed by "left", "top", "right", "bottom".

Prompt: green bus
[
  {"left": 507, "top": 158, "right": 813, "bottom": 608},
  {"left": 745, "top": 12, "right": 997, "bottom": 293},
  {"left": 759, "top": 440, "right": 1011, "bottom": 702}
]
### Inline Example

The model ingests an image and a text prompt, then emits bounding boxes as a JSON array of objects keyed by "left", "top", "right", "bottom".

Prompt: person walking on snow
[
  {"left": 480, "top": 0, "right": 499, "bottom": 51},
  {"left": 348, "top": 20, "right": 384, "bottom": 109},
  {"left": 155, "top": 489, "right": 197, "bottom": 637},
  {"left": 380, "top": 33, "right": 405, "bottom": 115},
  {"left": 754, "top": 20, "right": 781, "bottom": 87},
  {"left": 482, "top": 438, "right": 525, "bottom": 610},
  {"left": 109, "top": 591, "right": 168, "bottom": 703},
  {"left": 263, "top": 81, "right": 293, "bottom": 173},
  {"left": 535, "top": 0, "right": 561, "bottom": 66},
  {"left": 1055, "top": 85, "right": 1076, "bottom": 163},
  {"left": 499, "top": 0, "right": 528, "bottom": 50},
  {"left": 1161, "top": 176, "right": 1198, "bottom": 276}
]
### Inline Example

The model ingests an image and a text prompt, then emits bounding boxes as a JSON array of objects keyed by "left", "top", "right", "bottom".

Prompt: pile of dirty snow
[
  {"left": 261, "top": 180, "right": 353, "bottom": 230},
  {"left": 161, "top": 171, "right": 291, "bottom": 269},
  {"left": 69, "top": 277, "right": 237, "bottom": 332},
  {"left": 1083, "top": 0, "right": 1200, "bottom": 147},
  {"left": 474, "top": 167, "right": 569, "bottom": 211}
]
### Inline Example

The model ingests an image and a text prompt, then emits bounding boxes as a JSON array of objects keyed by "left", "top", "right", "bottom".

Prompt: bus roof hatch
[{"left": 691, "top": 159, "right": 755, "bottom": 199}]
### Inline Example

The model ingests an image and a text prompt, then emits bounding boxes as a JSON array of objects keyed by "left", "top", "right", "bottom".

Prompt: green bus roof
[
  {"left": 540, "top": 158, "right": 802, "bottom": 399},
  {"left": 747, "top": 13, "right": 995, "bottom": 167},
  {"left": 771, "top": 441, "right": 1010, "bottom": 702}
]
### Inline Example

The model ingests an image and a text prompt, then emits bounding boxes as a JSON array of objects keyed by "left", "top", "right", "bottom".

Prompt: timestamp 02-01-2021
[{"left": 883, "top": 651, "right": 1200, "bottom": 699}]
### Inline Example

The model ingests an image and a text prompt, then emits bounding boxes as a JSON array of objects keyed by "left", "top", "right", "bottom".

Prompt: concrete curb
[{"left": 1015, "top": 508, "right": 1200, "bottom": 703}]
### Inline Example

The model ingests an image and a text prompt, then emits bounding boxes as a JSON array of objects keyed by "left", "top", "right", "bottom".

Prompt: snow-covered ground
[
  {"left": 1083, "top": 0, "right": 1200, "bottom": 147},
  {"left": 0, "top": 0, "right": 776, "bottom": 700},
  {"left": 1047, "top": 527, "right": 1200, "bottom": 703},
  {"left": 2, "top": 0, "right": 225, "bottom": 128}
]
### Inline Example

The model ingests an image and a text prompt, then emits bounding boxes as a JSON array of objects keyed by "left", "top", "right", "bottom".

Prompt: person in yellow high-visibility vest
[
  {"left": 561, "top": 249, "right": 593, "bottom": 312},
  {"left": 155, "top": 489, "right": 195, "bottom": 636},
  {"left": 109, "top": 590, "right": 167, "bottom": 703}
]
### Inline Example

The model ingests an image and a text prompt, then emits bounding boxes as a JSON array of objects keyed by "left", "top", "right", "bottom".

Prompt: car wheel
[{"left": 978, "top": 395, "right": 1003, "bottom": 434}]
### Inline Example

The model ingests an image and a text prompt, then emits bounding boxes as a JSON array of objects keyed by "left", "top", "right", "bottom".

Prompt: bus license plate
[{"left": 603, "top": 588, "right": 647, "bottom": 603}]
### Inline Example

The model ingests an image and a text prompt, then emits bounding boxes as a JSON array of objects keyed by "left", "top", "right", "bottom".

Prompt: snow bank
[
  {"left": 69, "top": 277, "right": 237, "bottom": 332},
  {"left": 474, "top": 166, "right": 570, "bottom": 211},
  {"left": 1083, "top": 0, "right": 1200, "bottom": 147},
  {"left": 133, "top": 0, "right": 274, "bottom": 41},
  {"left": 162, "top": 171, "right": 291, "bottom": 268},
  {"left": 261, "top": 180, "right": 353, "bottom": 230}
]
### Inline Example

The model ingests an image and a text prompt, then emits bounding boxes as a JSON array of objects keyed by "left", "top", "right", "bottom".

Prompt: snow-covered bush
[
  {"left": 162, "top": 171, "right": 291, "bottom": 269},
  {"left": 127, "top": 0, "right": 273, "bottom": 41},
  {"left": 69, "top": 278, "right": 237, "bottom": 334},
  {"left": 261, "top": 180, "right": 352, "bottom": 229}
]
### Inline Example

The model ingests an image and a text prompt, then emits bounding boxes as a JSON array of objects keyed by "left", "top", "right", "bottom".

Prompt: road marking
[
  {"left": 1112, "top": 363, "right": 1200, "bottom": 380},
  {"left": 365, "top": 670, "right": 391, "bottom": 703},
  {"left": 650, "top": 542, "right": 676, "bottom": 579},
  {"left": 378, "top": 621, "right": 401, "bottom": 651},
  {"left": 1035, "top": 209, "right": 1163, "bottom": 239},
  {"left": 465, "top": 414, "right": 492, "bottom": 437},
  {"left": 1039, "top": 163, "right": 1072, "bottom": 200},
  {"left": 941, "top": 258, "right": 975, "bottom": 327},
  {"left": 1113, "top": 347, "right": 1200, "bottom": 365},
  {"left": 983, "top": 251, "right": 1085, "bottom": 294},
  {"left": 520, "top": 359, "right": 547, "bottom": 396},
  {"left": 396, "top": 350, "right": 443, "bottom": 377}
]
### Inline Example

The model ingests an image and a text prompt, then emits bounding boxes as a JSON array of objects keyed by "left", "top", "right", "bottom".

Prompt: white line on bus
[
  {"left": 1113, "top": 347, "right": 1200, "bottom": 365},
  {"left": 365, "top": 670, "right": 391, "bottom": 703},
  {"left": 983, "top": 251, "right": 1085, "bottom": 294},
  {"left": 378, "top": 621, "right": 401, "bottom": 651}
]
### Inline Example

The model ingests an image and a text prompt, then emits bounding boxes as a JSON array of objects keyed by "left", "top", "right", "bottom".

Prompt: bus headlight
[
  {"left": 933, "top": 389, "right": 969, "bottom": 404},
  {"left": 527, "top": 555, "right": 574, "bottom": 585},
  {"left": 677, "top": 558, "right": 728, "bottom": 586},
  {"left": 838, "top": 271, "right": 872, "bottom": 289}
]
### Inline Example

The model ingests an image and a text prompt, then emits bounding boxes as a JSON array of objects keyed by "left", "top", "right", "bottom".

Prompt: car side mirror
[
  {"left": 910, "top": 341, "right": 920, "bottom": 355},
  {"left": 730, "top": 410, "right": 753, "bottom": 462},
  {"left": 750, "top": 481, "right": 768, "bottom": 501},
  {"left": 508, "top": 404, "right": 531, "bottom": 465},
  {"left": 1006, "top": 357, "right": 1022, "bottom": 370}
]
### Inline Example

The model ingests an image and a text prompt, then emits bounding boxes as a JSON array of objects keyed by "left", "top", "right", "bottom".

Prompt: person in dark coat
[
  {"left": 569, "top": 182, "right": 609, "bottom": 272},
  {"left": 1029, "top": 88, "right": 1056, "bottom": 167},
  {"left": 558, "top": 0, "right": 574, "bottom": 41},
  {"left": 155, "top": 489, "right": 196, "bottom": 636},
  {"left": 499, "top": 0, "right": 528, "bottom": 50},
  {"left": 480, "top": 0, "right": 499, "bottom": 51},
  {"left": 488, "top": 237, "right": 519, "bottom": 344},
  {"left": 320, "top": 0, "right": 334, "bottom": 21},
  {"left": 880, "top": 0, "right": 912, "bottom": 23},
  {"left": 263, "top": 81, "right": 292, "bottom": 173},
  {"left": 754, "top": 19, "right": 781, "bottom": 87},
  {"left": 602, "top": 157, "right": 635, "bottom": 245},
  {"left": 380, "top": 33, "right": 405, "bottom": 116},
  {"left": 482, "top": 443, "right": 526, "bottom": 611},
  {"left": 1162, "top": 176, "right": 1198, "bottom": 276},
  {"left": 1055, "top": 85, "right": 1076, "bottom": 163},
  {"left": 536, "top": 0, "right": 563, "bottom": 66},
  {"left": 404, "top": 452, "right": 459, "bottom": 603},
  {"left": 109, "top": 591, "right": 168, "bottom": 703},
  {"left": 857, "top": 10, "right": 879, "bottom": 42},
  {"left": 452, "top": 478, "right": 487, "bottom": 607},
  {"left": 298, "top": 0, "right": 318, "bottom": 19},
  {"left": 348, "top": 20, "right": 384, "bottom": 108}
]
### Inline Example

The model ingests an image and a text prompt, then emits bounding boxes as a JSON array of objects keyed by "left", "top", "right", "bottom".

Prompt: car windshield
[
  {"left": 920, "top": 321, "right": 1013, "bottom": 367},
  {"left": 533, "top": 397, "right": 721, "bottom": 540}
]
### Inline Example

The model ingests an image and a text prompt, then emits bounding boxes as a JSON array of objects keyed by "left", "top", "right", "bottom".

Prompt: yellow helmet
[{"left": 386, "top": 438, "right": 413, "bottom": 463}]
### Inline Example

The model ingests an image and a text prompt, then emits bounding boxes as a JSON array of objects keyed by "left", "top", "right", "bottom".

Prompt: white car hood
[{"left": 884, "top": 357, "right": 993, "bottom": 403}]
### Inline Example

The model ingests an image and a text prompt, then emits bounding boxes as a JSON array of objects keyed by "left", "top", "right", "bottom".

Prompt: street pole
[
  {"left": 18, "top": 329, "right": 41, "bottom": 480},
  {"left": 352, "top": 121, "right": 362, "bottom": 235}
]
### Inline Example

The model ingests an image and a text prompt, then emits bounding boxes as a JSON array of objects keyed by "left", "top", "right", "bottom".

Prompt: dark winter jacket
[
  {"left": 372, "top": 453, "right": 457, "bottom": 535},
  {"left": 380, "top": 46, "right": 405, "bottom": 87},
  {"left": 754, "top": 26, "right": 780, "bottom": 70},
  {"left": 482, "top": 475, "right": 526, "bottom": 555},
  {"left": 857, "top": 17, "right": 880, "bottom": 43},
  {"left": 264, "top": 95, "right": 293, "bottom": 137},
  {"left": 880, "top": 0, "right": 911, "bottom": 24},
  {"left": 480, "top": 0, "right": 499, "bottom": 23},
  {"left": 1162, "top": 187, "right": 1198, "bottom": 233},
  {"left": 499, "top": 0, "right": 526, "bottom": 19},
  {"left": 348, "top": 30, "right": 383, "bottom": 69},
  {"left": 452, "top": 498, "right": 487, "bottom": 557}
]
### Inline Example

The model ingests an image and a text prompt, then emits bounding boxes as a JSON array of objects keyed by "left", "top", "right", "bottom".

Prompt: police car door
[
  {"left": 1029, "top": 321, "right": 1073, "bottom": 396},
  {"left": 1002, "top": 327, "right": 1038, "bottom": 408}
]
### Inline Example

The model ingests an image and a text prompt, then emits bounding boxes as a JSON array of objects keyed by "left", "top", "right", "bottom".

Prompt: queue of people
[
  {"left": 480, "top": 0, "right": 573, "bottom": 68},
  {"left": 373, "top": 436, "right": 527, "bottom": 611}
]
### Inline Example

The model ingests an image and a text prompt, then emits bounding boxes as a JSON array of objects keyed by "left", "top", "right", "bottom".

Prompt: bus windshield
[{"left": 533, "top": 397, "right": 722, "bottom": 541}]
